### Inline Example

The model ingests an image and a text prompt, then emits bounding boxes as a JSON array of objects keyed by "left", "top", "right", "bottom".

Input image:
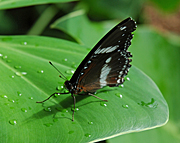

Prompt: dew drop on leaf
[
  {"left": 65, "top": 69, "right": 74, "bottom": 75},
  {"left": 21, "top": 72, "right": 27, "bottom": 75},
  {"left": 68, "top": 131, "right": 74, "bottom": 134},
  {"left": 71, "top": 107, "right": 79, "bottom": 111},
  {"left": 138, "top": 98, "right": 158, "bottom": 108},
  {"left": 53, "top": 118, "right": 58, "bottom": 122},
  {"left": 88, "top": 121, "right": 93, "bottom": 125},
  {"left": 119, "top": 84, "right": 124, "bottom": 88},
  {"left": 44, "top": 123, "right": 53, "bottom": 127},
  {"left": 1, "top": 95, "right": 8, "bottom": 98},
  {"left": 9, "top": 119, "right": 17, "bottom": 125},
  {"left": 44, "top": 107, "right": 52, "bottom": 112},
  {"left": 63, "top": 58, "right": 67, "bottom": 62},
  {"left": 122, "top": 104, "right": 129, "bottom": 109},
  {"left": 9, "top": 75, "right": 15, "bottom": 78},
  {"left": 29, "top": 97, "right": 33, "bottom": 100},
  {"left": 21, "top": 108, "right": 27, "bottom": 112},
  {"left": 37, "top": 70, "right": 44, "bottom": 73},
  {"left": 6, "top": 59, "right": 12, "bottom": 63},
  {"left": 14, "top": 65, "right": 21, "bottom": 69},
  {"left": 85, "top": 133, "right": 91, "bottom": 137},
  {"left": 4, "top": 103, "right": 9, "bottom": 106},
  {"left": 115, "top": 93, "right": 123, "bottom": 98},
  {"left": 21, "top": 42, "right": 27, "bottom": 45},
  {"left": 62, "top": 109, "right": 68, "bottom": 113},
  {"left": 17, "top": 91, "right": 22, "bottom": 96},
  {"left": 2, "top": 55, "right": 7, "bottom": 59},
  {"left": 100, "top": 102, "right": 107, "bottom": 107},
  {"left": 8, "top": 99, "right": 15, "bottom": 103}
]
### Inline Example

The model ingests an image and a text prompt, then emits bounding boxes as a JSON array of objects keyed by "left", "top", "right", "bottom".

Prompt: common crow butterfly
[{"left": 37, "top": 17, "right": 137, "bottom": 121}]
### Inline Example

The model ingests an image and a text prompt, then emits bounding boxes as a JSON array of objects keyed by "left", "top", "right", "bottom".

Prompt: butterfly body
[
  {"left": 67, "top": 17, "right": 136, "bottom": 94},
  {"left": 37, "top": 17, "right": 137, "bottom": 121}
]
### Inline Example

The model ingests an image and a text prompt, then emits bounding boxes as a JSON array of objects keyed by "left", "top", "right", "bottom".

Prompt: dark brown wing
[{"left": 70, "top": 17, "right": 137, "bottom": 93}]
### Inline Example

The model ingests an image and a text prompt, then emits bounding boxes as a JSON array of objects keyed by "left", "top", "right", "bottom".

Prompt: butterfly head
[{"left": 64, "top": 80, "right": 73, "bottom": 92}]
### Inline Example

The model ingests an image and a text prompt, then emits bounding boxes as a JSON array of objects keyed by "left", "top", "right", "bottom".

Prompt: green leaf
[
  {"left": 108, "top": 26, "right": 180, "bottom": 143},
  {"left": 0, "top": 35, "right": 168, "bottom": 142},
  {"left": 51, "top": 10, "right": 117, "bottom": 47},
  {"left": 0, "top": 0, "right": 77, "bottom": 10}
]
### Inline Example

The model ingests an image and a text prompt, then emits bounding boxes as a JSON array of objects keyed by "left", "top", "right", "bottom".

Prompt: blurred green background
[{"left": 0, "top": 0, "right": 180, "bottom": 142}]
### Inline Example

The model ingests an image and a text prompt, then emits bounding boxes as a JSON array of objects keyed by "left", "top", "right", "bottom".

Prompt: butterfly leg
[
  {"left": 88, "top": 93, "right": 108, "bottom": 102},
  {"left": 71, "top": 93, "right": 76, "bottom": 121},
  {"left": 36, "top": 92, "right": 70, "bottom": 103}
]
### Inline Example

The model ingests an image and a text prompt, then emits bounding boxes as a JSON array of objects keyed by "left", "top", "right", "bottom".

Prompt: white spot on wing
[
  {"left": 100, "top": 64, "right": 111, "bottom": 87},
  {"left": 105, "top": 57, "right": 112, "bottom": 63},
  {"left": 94, "top": 45, "right": 119, "bottom": 54},
  {"left": 120, "top": 26, "right": 127, "bottom": 30},
  {"left": 105, "top": 45, "right": 119, "bottom": 53}
]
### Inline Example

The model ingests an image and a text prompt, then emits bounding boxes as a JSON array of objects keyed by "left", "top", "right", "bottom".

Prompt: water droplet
[
  {"left": 14, "top": 66, "right": 21, "bottom": 69},
  {"left": 120, "top": 84, "right": 124, "bottom": 88},
  {"left": 21, "top": 108, "right": 27, "bottom": 112},
  {"left": 85, "top": 133, "right": 91, "bottom": 137},
  {"left": 6, "top": 59, "right": 12, "bottom": 63},
  {"left": 71, "top": 64, "right": 77, "bottom": 68},
  {"left": 15, "top": 72, "right": 27, "bottom": 77},
  {"left": 9, "top": 119, "right": 17, "bottom": 125},
  {"left": 9, "top": 75, "right": 15, "bottom": 78},
  {"left": 56, "top": 85, "right": 64, "bottom": 91},
  {"left": 37, "top": 70, "right": 44, "bottom": 73},
  {"left": 68, "top": 131, "right": 74, "bottom": 134},
  {"left": 44, "top": 107, "right": 52, "bottom": 112},
  {"left": 44, "top": 123, "right": 53, "bottom": 127},
  {"left": 122, "top": 104, "right": 129, "bottom": 109},
  {"left": 21, "top": 72, "right": 27, "bottom": 75},
  {"left": 100, "top": 102, "right": 107, "bottom": 107},
  {"left": 29, "top": 97, "right": 33, "bottom": 100},
  {"left": 71, "top": 107, "right": 79, "bottom": 111},
  {"left": 0, "top": 53, "right": 3, "bottom": 57},
  {"left": 126, "top": 77, "right": 130, "bottom": 81},
  {"left": 15, "top": 72, "right": 21, "bottom": 77},
  {"left": 21, "top": 42, "right": 27, "bottom": 45},
  {"left": 138, "top": 98, "right": 158, "bottom": 108},
  {"left": 88, "top": 121, "right": 93, "bottom": 125},
  {"left": 1, "top": 95, "right": 8, "bottom": 98},
  {"left": 63, "top": 58, "right": 67, "bottom": 62},
  {"left": 62, "top": 109, "right": 68, "bottom": 113},
  {"left": 115, "top": 93, "right": 123, "bottom": 98},
  {"left": 17, "top": 91, "right": 22, "bottom": 96},
  {"left": 53, "top": 118, "right": 58, "bottom": 122},
  {"left": 65, "top": 69, "right": 74, "bottom": 75},
  {"left": 2, "top": 55, "right": 7, "bottom": 59},
  {"left": 8, "top": 99, "right": 15, "bottom": 103},
  {"left": 4, "top": 103, "right": 9, "bottom": 106}
]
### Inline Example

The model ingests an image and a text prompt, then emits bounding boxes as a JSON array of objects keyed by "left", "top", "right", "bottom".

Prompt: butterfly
[{"left": 37, "top": 17, "right": 137, "bottom": 121}]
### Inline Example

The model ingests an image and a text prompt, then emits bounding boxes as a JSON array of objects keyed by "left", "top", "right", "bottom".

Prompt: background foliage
[{"left": 0, "top": 0, "right": 180, "bottom": 142}]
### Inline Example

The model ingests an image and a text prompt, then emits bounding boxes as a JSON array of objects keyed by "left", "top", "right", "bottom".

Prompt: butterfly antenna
[{"left": 49, "top": 61, "right": 67, "bottom": 80}]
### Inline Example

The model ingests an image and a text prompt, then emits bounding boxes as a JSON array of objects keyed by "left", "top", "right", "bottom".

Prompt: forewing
[{"left": 70, "top": 17, "right": 136, "bottom": 93}]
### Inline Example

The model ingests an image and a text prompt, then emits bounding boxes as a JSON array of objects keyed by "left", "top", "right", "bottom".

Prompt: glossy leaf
[
  {"left": 0, "top": 0, "right": 77, "bottom": 10},
  {"left": 0, "top": 35, "right": 168, "bottom": 142}
]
